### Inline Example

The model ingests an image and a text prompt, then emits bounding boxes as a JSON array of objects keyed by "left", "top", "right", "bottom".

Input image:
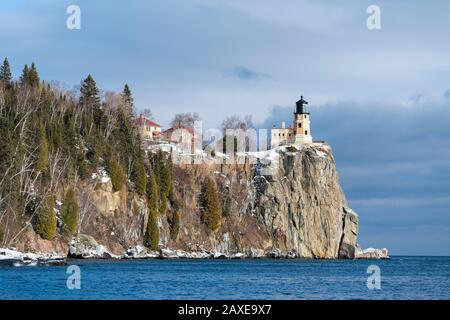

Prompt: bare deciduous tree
[
  {"left": 170, "top": 112, "right": 201, "bottom": 129},
  {"left": 142, "top": 108, "right": 153, "bottom": 119},
  {"left": 221, "top": 114, "right": 253, "bottom": 132}
]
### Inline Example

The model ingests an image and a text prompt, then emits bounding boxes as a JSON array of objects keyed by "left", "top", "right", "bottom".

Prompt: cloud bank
[{"left": 261, "top": 93, "right": 450, "bottom": 255}]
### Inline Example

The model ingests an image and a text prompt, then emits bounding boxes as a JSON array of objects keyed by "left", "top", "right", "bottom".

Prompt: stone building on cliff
[
  {"left": 271, "top": 96, "right": 313, "bottom": 148},
  {"left": 135, "top": 114, "right": 162, "bottom": 140}
]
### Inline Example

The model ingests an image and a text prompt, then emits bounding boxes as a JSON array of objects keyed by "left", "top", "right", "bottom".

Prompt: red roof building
[{"left": 136, "top": 114, "right": 162, "bottom": 140}]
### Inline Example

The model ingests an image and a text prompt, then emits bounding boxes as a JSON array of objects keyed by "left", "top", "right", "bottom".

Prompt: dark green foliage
[
  {"left": 0, "top": 62, "right": 146, "bottom": 244},
  {"left": 122, "top": 84, "right": 133, "bottom": 106},
  {"left": 20, "top": 64, "right": 29, "bottom": 85},
  {"left": 80, "top": 74, "right": 100, "bottom": 107},
  {"left": 34, "top": 196, "right": 57, "bottom": 240},
  {"left": 149, "top": 150, "right": 173, "bottom": 214},
  {"left": 160, "top": 195, "right": 168, "bottom": 216},
  {"left": 0, "top": 58, "right": 12, "bottom": 85},
  {"left": 144, "top": 209, "right": 159, "bottom": 250},
  {"left": 0, "top": 115, "right": 15, "bottom": 174},
  {"left": 112, "top": 108, "right": 135, "bottom": 168},
  {"left": 132, "top": 160, "right": 147, "bottom": 196},
  {"left": 169, "top": 209, "right": 180, "bottom": 241},
  {"left": 120, "top": 84, "right": 135, "bottom": 121},
  {"left": 0, "top": 110, "right": 24, "bottom": 216},
  {"left": 36, "top": 122, "right": 49, "bottom": 172},
  {"left": 76, "top": 153, "right": 89, "bottom": 180},
  {"left": 286, "top": 145, "right": 298, "bottom": 152},
  {"left": 61, "top": 188, "right": 79, "bottom": 235},
  {"left": 20, "top": 62, "right": 40, "bottom": 87},
  {"left": 200, "top": 177, "right": 221, "bottom": 231},
  {"left": 80, "top": 74, "right": 104, "bottom": 128},
  {"left": 28, "top": 63, "right": 40, "bottom": 87},
  {"left": 131, "top": 149, "right": 147, "bottom": 196},
  {"left": 108, "top": 156, "right": 126, "bottom": 192},
  {"left": 146, "top": 170, "right": 159, "bottom": 212}
]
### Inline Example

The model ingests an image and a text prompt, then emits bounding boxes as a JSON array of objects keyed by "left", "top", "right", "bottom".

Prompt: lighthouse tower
[{"left": 293, "top": 96, "right": 313, "bottom": 144}]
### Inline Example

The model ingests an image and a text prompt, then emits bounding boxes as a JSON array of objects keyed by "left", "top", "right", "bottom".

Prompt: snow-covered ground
[
  {"left": 92, "top": 168, "right": 111, "bottom": 184},
  {"left": 0, "top": 248, "right": 66, "bottom": 266}
]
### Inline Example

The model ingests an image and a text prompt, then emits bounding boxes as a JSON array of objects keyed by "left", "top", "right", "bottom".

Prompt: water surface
[{"left": 0, "top": 256, "right": 449, "bottom": 299}]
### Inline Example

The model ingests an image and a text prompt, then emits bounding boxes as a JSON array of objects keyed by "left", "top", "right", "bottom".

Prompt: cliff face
[
  {"left": 16, "top": 143, "right": 359, "bottom": 259},
  {"left": 249, "top": 144, "right": 359, "bottom": 258},
  {"left": 159, "top": 143, "right": 359, "bottom": 259}
]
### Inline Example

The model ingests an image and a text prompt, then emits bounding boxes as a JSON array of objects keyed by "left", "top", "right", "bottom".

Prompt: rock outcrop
[
  {"left": 0, "top": 248, "right": 66, "bottom": 266},
  {"left": 158, "top": 143, "right": 360, "bottom": 259},
  {"left": 248, "top": 144, "right": 359, "bottom": 258},
  {"left": 91, "top": 180, "right": 122, "bottom": 216},
  {"left": 355, "top": 245, "right": 389, "bottom": 259},
  {"left": 9, "top": 142, "right": 374, "bottom": 260},
  {"left": 339, "top": 207, "right": 359, "bottom": 259},
  {"left": 68, "top": 234, "right": 119, "bottom": 259}
]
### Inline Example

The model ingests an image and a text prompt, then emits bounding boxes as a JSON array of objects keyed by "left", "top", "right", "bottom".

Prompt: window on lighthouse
[
  {"left": 298, "top": 123, "right": 302, "bottom": 128},
  {"left": 305, "top": 130, "right": 308, "bottom": 135}
]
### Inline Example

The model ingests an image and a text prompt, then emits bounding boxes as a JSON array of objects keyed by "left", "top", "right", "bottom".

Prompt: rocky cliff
[
  {"left": 249, "top": 144, "right": 359, "bottom": 258},
  {"left": 12, "top": 143, "right": 360, "bottom": 259},
  {"left": 155, "top": 142, "right": 359, "bottom": 259}
]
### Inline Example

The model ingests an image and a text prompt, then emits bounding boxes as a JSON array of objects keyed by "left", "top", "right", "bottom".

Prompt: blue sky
[{"left": 1, "top": 0, "right": 449, "bottom": 255}]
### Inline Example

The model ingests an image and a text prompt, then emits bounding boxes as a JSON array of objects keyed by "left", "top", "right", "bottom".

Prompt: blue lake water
[{"left": 0, "top": 256, "right": 449, "bottom": 300}]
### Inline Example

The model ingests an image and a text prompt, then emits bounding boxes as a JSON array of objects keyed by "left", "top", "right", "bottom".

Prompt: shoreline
[{"left": 0, "top": 246, "right": 389, "bottom": 267}]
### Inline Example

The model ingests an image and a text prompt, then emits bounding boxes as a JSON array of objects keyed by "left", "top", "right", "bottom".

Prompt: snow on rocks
[
  {"left": 213, "top": 252, "right": 227, "bottom": 259},
  {"left": 124, "top": 245, "right": 159, "bottom": 259},
  {"left": 92, "top": 168, "right": 111, "bottom": 184},
  {"left": 231, "top": 252, "right": 246, "bottom": 259},
  {"left": 124, "top": 246, "right": 247, "bottom": 260},
  {"left": 270, "top": 248, "right": 297, "bottom": 259},
  {"left": 0, "top": 248, "right": 66, "bottom": 267},
  {"left": 250, "top": 248, "right": 266, "bottom": 258},
  {"left": 69, "top": 234, "right": 120, "bottom": 259},
  {"left": 159, "top": 248, "right": 179, "bottom": 259},
  {"left": 355, "top": 245, "right": 389, "bottom": 259}
]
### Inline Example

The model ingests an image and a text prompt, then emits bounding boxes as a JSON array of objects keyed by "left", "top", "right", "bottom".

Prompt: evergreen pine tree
[
  {"left": 0, "top": 116, "right": 14, "bottom": 174},
  {"left": 0, "top": 58, "right": 12, "bottom": 85},
  {"left": 160, "top": 190, "right": 168, "bottom": 215},
  {"left": 61, "top": 187, "right": 79, "bottom": 235},
  {"left": 80, "top": 75, "right": 100, "bottom": 106},
  {"left": 122, "top": 84, "right": 133, "bottom": 106},
  {"left": 132, "top": 156, "right": 147, "bottom": 196},
  {"left": 200, "top": 177, "right": 221, "bottom": 231},
  {"left": 144, "top": 209, "right": 159, "bottom": 250},
  {"left": 166, "top": 154, "right": 174, "bottom": 198},
  {"left": 20, "top": 64, "right": 29, "bottom": 85},
  {"left": 34, "top": 196, "right": 57, "bottom": 240},
  {"left": 80, "top": 75, "right": 103, "bottom": 127},
  {"left": 28, "top": 62, "right": 40, "bottom": 87},
  {"left": 121, "top": 84, "right": 134, "bottom": 119},
  {"left": 146, "top": 170, "right": 159, "bottom": 212},
  {"left": 108, "top": 156, "right": 126, "bottom": 192},
  {"left": 151, "top": 150, "right": 173, "bottom": 214},
  {"left": 36, "top": 122, "right": 49, "bottom": 172},
  {"left": 169, "top": 209, "right": 180, "bottom": 241}
]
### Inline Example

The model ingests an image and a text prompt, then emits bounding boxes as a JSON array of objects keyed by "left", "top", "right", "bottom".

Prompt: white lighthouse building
[{"left": 271, "top": 96, "right": 313, "bottom": 148}]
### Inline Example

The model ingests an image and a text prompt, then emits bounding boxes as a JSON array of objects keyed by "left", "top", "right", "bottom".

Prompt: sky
[{"left": 1, "top": 0, "right": 449, "bottom": 255}]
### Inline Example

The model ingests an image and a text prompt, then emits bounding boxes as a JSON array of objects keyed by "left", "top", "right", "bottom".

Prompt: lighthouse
[
  {"left": 270, "top": 95, "right": 314, "bottom": 148},
  {"left": 293, "top": 96, "right": 313, "bottom": 145}
]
